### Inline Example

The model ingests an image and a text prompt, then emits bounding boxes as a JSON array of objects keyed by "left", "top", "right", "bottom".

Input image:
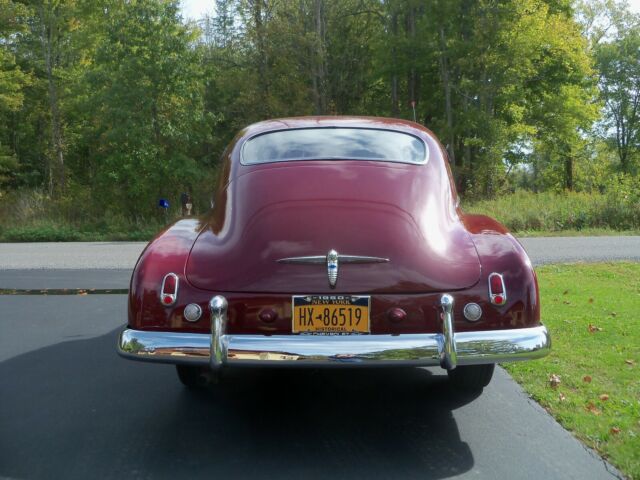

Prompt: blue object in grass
[{"left": 158, "top": 199, "right": 169, "bottom": 209}]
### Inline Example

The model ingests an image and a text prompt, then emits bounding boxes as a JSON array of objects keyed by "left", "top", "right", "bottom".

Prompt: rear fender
[
  {"left": 128, "top": 219, "right": 202, "bottom": 328},
  {"left": 461, "top": 214, "right": 540, "bottom": 326}
]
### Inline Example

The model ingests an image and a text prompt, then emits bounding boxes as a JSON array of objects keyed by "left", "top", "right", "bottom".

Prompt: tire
[
  {"left": 447, "top": 364, "right": 495, "bottom": 391},
  {"left": 176, "top": 365, "right": 210, "bottom": 389}
]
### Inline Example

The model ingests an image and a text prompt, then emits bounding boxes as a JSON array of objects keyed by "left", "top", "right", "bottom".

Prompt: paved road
[
  {"left": 0, "top": 236, "right": 639, "bottom": 270},
  {"left": 0, "top": 296, "right": 620, "bottom": 480},
  {"left": 521, "top": 236, "right": 640, "bottom": 265},
  {"left": 0, "top": 241, "right": 144, "bottom": 269},
  {"left": 1, "top": 238, "right": 635, "bottom": 479},
  {"left": 0, "top": 236, "right": 639, "bottom": 289}
]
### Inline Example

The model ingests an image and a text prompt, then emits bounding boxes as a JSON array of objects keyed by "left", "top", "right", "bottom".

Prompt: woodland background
[{"left": 0, "top": 0, "right": 639, "bottom": 240}]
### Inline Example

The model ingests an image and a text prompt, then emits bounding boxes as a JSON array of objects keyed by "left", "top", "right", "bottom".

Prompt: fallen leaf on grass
[
  {"left": 563, "top": 290, "right": 569, "bottom": 295},
  {"left": 610, "top": 312, "right": 617, "bottom": 317},
  {"left": 610, "top": 427, "right": 621, "bottom": 435},
  {"left": 588, "top": 298, "right": 594, "bottom": 304},
  {"left": 586, "top": 402, "right": 602, "bottom": 415},
  {"left": 599, "top": 394, "right": 609, "bottom": 401},
  {"left": 583, "top": 375, "right": 592, "bottom": 383},
  {"left": 558, "top": 393, "right": 566, "bottom": 402},
  {"left": 549, "top": 374, "right": 561, "bottom": 388},
  {"left": 588, "top": 324, "right": 603, "bottom": 333},
  {"left": 563, "top": 300, "right": 571, "bottom": 305},
  {"left": 625, "top": 359, "right": 635, "bottom": 366}
]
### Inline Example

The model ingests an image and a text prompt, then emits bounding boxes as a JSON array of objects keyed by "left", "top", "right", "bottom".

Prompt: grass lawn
[
  {"left": 516, "top": 228, "right": 640, "bottom": 238},
  {"left": 505, "top": 263, "right": 640, "bottom": 479}
]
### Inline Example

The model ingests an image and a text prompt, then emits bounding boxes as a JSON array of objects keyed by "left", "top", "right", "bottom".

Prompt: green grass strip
[{"left": 505, "top": 263, "right": 640, "bottom": 478}]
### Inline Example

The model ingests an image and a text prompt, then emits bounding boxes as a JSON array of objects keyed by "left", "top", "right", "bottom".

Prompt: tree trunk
[
  {"left": 406, "top": 7, "right": 418, "bottom": 115},
  {"left": 439, "top": 27, "right": 455, "bottom": 165},
  {"left": 564, "top": 155, "right": 573, "bottom": 191},
  {"left": 39, "top": 3, "right": 65, "bottom": 195},
  {"left": 312, "top": 0, "right": 327, "bottom": 115},
  {"left": 390, "top": 11, "right": 399, "bottom": 116},
  {"left": 614, "top": 91, "right": 639, "bottom": 173},
  {"left": 252, "top": 0, "right": 269, "bottom": 116}
]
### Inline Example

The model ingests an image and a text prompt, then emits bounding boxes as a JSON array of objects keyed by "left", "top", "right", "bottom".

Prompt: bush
[
  {"left": 464, "top": 185, "right": 640, "bottom": 233},
  {"left": 0, "top": 189, "right": 173, "bottom": 242},
  {"left": 3, "top": 224, "right": 84, "bottom": 242}
]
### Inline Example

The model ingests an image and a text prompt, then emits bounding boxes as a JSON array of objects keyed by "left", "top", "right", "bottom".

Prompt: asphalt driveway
[{"left": 1, "top": 237, "right": 635, "bottom": 479}]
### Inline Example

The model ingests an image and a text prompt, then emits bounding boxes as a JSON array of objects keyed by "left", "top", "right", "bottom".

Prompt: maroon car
[{"left": 117, "top": 116, "right": 550, "bottom": 392}]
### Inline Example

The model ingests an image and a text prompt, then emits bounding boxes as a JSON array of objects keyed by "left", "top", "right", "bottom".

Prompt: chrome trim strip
[
  {"left": 332, "top": 255, "right": 389, "bottom": 264},
  {"left": 439, "top": 294, "right": 457, "bottom": 370},
  {"left": 277, "top": 255, "right": 326, "bottom": 264},
  {"left": 209, "top": 295, "right": 228, "bottom": 370},
  {"left": 277, "top": 250, "right": 390, "bottom": 288},
  {"left": 277, "top": 254, "right": 390, "bottom": 264},
  {"left": 117, "top": 325, "right": 550, "bottom": 367}
]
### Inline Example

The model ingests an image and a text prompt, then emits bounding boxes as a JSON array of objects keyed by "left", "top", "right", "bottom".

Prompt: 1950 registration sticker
[{"left": 292, "top": 295, "right": 370, "bottom": 334}]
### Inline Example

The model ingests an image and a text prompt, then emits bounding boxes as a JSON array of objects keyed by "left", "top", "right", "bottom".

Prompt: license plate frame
[{"left": 292, "top": 295, "right": 371, "bottom": 335}]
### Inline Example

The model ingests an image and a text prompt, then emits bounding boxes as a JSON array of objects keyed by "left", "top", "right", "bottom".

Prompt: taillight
[
  {"left": 488, "top": 273, "right": 506, "bottom": 306},
  {"left": 160, "top": 273, "right": 179, "bottom": 306}
]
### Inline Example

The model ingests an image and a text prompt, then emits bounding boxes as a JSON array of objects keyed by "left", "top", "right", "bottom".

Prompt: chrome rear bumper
[{"left": 117, "top": 295, "right": 550, "bottom": 369}]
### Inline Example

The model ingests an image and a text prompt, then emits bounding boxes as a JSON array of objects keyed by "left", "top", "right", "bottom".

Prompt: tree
[
  {"left": 0, "top": 0, "right": 31, "bottom": 190},
  {"left": 595, "top": 15, "right": 640, "bottom": 173},
  {"left": 87, "top": 0, "right": 211, "bottom": 217}
]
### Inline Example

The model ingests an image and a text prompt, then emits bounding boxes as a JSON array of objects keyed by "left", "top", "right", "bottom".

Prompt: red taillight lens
[
  {"left": 488, "top": 273, "right": 506, "bottom": 306},
  {"left": 160, "top": 273, "right": 179, "bottom": 306},
  {"left": 163, "top": 274, "right": 176, "bottom": 294},
  {"left": 490, "top": 274, "right": 504, "bottom": 294}
]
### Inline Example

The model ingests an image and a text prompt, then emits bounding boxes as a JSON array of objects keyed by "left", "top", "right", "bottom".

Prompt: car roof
[{"left": 240, "top": 116, "right": 435, "bottom": 138}]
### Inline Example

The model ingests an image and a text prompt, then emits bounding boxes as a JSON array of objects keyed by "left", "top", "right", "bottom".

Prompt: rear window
[{"left": 241, "top": 127, "right": 427, "bottom": 165}]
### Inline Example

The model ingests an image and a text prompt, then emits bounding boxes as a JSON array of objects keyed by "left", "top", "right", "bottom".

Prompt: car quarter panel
[
  {"left": 461, "top": 213, "right": 541, "bottom": 326},
  {"left": 128, "top": 219, "right": 202, "bottom": 329}
]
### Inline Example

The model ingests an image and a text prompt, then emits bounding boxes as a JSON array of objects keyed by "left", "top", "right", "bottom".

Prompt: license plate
[{"left": 292, "top": 295, "right": 370, "bottom": 334}]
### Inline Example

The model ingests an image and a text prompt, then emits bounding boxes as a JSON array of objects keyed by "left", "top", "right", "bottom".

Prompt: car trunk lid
[{"left": 186, "top": 162, "right": 481, "bottom": 293}]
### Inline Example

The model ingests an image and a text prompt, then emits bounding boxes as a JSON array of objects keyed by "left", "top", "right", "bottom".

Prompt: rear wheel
[
  {"left": 176, "top": 365, "right": 215, "bottom": 389},
  {"left": 447, "top": 364, "right": 495, "bottom": 391}
]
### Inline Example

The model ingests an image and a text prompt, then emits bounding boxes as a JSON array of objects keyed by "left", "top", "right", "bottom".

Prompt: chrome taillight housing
[
  {"left": 160, "top": 273, "right": 179, "bottom": 306},
  {"left": 488, "top": 272, "right": 506, "bottom": 306}
]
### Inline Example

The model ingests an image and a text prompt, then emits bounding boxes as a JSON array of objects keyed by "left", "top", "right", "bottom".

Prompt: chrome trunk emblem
[
  {"left": 327, "top": 249, "right": 339, "bottom": 287},
  {"left": 277, "top": 250, "right": 389, "bottom": 288}
]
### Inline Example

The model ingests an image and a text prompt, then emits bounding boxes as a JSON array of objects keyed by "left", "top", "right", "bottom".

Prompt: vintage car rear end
[{"left": 118, "top": 117, "right": 550, "bottom": 391}]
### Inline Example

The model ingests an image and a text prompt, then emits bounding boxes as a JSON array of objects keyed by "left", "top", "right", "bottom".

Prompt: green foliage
[
  {"left": 0, "top": 0, "right": 639, "bottom": 234},
  {"left": 465, "top": 187, "right": 640, "bottom": 232},
  {"left": 0, "top": 0, "right": 31, "bottom": 191},
  {"left": 0, "top": 0, "right": 30, "bottom": 112},
  {"left": 595, "top": 14, "right": 640, "bottom": 173},
  {"left": 505, "top": 263, "right": 640, "bottom": 479},
  {"left": 86, "top": 1, "right": 213, "bottom": 217},
  {"left": 0, "top": 187, "right": 170, "bottom": 241}
]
